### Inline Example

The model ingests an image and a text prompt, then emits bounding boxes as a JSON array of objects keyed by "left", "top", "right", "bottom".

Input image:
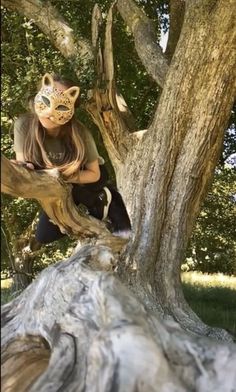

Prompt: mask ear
[
  {"left": 65, "top": 86, "right": 80, "bottom": 103},
  {"left": 42, "top": 73, "right": 54, "bottom": 88}
]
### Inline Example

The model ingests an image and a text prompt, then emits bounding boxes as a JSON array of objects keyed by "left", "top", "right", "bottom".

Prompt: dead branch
[
  {"left": 1, "top": 156, "right": 128, "bottom": 254},
  {"left": 86, "top": 3, "right": 137, "bottom": 169}
]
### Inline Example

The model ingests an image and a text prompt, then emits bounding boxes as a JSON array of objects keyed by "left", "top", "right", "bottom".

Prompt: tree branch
[
  {"left": 117, "top": 0, "right": 169, "bottom": 88},
  {"left": 91, "top": 4, "right": 103, "bottom": 75},
  {"left": 165, "top": 0, "right": 186, "bottom": 62},
  {"left": 1, "top": 156, "right": 128, "bottom": 253},
  {"left": 86, "top": 4, "right": 136, "bottom": 168},
  {"left": 2, "top": 0, "right": 93, "bottom": 78}
]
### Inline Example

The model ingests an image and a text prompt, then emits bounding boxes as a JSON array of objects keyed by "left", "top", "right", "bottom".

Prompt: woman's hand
[{"left": 10, "top": 159, "right": 35, "bottom": 170}]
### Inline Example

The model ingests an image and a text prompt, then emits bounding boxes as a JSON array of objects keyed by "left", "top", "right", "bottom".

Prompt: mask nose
[{"left": 43, "top": 107, "right": 53, "bottom": 116}]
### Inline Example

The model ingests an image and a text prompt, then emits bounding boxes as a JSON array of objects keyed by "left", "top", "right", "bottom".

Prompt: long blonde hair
[{"left": 23, "top": 74, "right": 85, "bottom": 177}]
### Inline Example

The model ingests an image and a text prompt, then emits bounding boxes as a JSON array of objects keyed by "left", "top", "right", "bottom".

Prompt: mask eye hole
[
  {"left": 42, "top": 96, "right": 50, "bottom": 106},
  {"left": 55, "top": 105, "right": 69, "bottom": 111}
]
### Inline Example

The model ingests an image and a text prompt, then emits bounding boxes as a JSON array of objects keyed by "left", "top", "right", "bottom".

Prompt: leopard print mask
[{"left": 34, "top": 73, "right": 80, "bottom": 125}]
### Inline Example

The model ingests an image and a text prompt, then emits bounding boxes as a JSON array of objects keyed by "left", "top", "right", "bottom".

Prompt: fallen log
[{"left": 1, "top": 245, "right": 236, "bottom": 392}]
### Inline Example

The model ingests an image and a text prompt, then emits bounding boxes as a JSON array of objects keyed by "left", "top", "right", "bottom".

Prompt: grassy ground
[
  {"left": 2, "top": 272, "right": 236, "bottom": 336},
  {"left": 182, "top": 272, "right": 236, "bottom": 336},
  {"left": 1, "top": 278, "right": 15, "bottom": 305}
]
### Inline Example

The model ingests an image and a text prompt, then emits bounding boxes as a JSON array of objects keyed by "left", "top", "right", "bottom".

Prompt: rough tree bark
[
  {"left": 2, "top": 246, "right": 236, "bottom": 392},
  {"left": 86, "top": 0, "right": 236, "bottom": 337},
  {"left": 1, "top": 0, "right": 236, "bottom": 390},
  {"left": 165, "top": 0, "right": 185, "bottom": 62}
]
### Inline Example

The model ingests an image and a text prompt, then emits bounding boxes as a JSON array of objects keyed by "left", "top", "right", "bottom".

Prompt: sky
[{"left": 159, "top": 29, "right": 169, "bottom": 52}]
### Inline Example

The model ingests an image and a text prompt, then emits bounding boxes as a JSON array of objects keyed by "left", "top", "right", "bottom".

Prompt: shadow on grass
[{"left": 183, "top": 283, "right": 236, "bottom": 337}]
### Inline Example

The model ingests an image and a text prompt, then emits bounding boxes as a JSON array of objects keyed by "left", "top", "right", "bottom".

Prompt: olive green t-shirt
[{"left": 13, "top": 114, "right": 104, "bottom": 166}]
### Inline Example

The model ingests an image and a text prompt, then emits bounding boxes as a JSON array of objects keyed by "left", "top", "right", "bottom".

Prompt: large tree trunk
[
  {"left": 84, "top": 0, "right": 236, "bottom": 336},
  {"left": 113, "top": 0, "right": 236, "bottom": 335},
  {"left": 2, "top": 246, "right": 236, "bottom": 392}
]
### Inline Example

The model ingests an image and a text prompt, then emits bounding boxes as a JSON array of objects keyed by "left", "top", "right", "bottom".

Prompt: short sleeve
[
  {"left": 13, "top": 115, "right": 29, "bottom": 153},
  {"left": 81, "top": 126, "right": 104, "bottom": 165}
]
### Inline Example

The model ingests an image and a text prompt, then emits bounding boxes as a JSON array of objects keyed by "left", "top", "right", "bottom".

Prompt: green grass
[
  {"left": 1, "top": 278, "right": 20, "bottom": 305},
  {"left": 1, "top": 287, "right": 14, "bottom": 305},
  {"left": 182, "top": 272, "right": 236, "bottom": 336}
]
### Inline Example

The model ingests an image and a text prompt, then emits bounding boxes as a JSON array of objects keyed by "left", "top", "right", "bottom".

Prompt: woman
[{"left": 12, "top": 73, "right": 131, "bottom": 244}]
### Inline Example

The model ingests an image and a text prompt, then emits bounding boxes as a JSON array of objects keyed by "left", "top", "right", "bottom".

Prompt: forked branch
[
  {"left": 2, "top": 246, "right": 236, "bottom": 391},
  {"left": 117, "top": 0, "right": 169, "bottom": 88}
]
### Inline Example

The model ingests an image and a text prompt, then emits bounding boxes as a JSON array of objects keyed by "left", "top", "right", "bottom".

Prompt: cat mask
[{"left": 34, "top": 73, "right": 80, "bottom": 125}]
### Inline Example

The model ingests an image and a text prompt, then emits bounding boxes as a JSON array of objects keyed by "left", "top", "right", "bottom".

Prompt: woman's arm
[{"left": 65, "top": 159, "right": 101, "bottom": 184}]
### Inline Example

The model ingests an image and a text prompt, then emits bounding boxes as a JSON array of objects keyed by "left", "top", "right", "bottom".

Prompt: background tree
[{"left": 187, "top": 166, "right": 236, "bottom": 275}]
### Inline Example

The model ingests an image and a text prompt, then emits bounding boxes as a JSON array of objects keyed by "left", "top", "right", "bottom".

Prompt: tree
[
  {"left": 186, "top": 165, "right": 236, "bottom": 275},
  {"left": 1, "top": 0, "right": 236, "bottom": 390},
  {"left": 185, "top": 106, "right": 236, "bottom": 275}
]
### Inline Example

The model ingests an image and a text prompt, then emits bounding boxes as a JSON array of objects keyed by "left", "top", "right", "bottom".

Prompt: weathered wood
[
  {"left": 1, "top": 156, "right": 128, "bottom": 253},
  {"left": 87, "top": 4, "right": 137, "bottom": 171},
  {"left": 104, "top": 2, "right": 116, "bottom": 86},
  {"left": 1, "top": 246, "right": 236, "bottom": 392},
  {"left": 91, "top": 4, "right": 103, "bottom": 80},
  {"left": 91, "top": 3, "right": 137, "bottom": 149}
]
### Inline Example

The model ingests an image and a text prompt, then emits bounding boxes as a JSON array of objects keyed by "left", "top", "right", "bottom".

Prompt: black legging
[{"left": 35, "top": 165, "right": 131, "bottom": 244}]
